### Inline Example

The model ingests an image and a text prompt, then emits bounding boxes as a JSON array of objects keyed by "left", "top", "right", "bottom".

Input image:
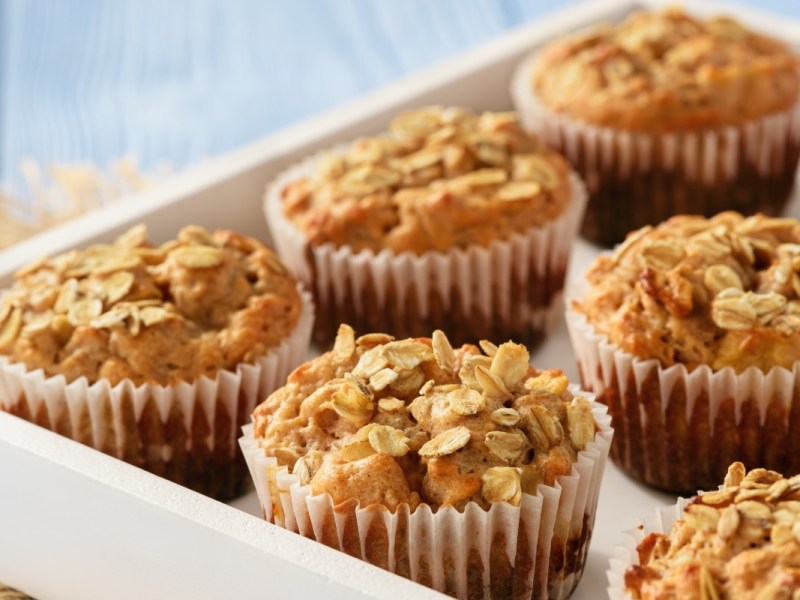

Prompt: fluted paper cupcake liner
[
  {"left": 606, "top": 499, "right": 687, "bottom": 600},
  {"left": 0, "top": 288, "right": 314, "bottom": 501},
  {"left": 566, "top": 307, "right": 800, "bottom": 494},
  {"left": 511, "top": 54, "right": 800, "bottom": 246},
  {"left": 264, "top": 148, "right": 588, "bottom": 348},
  {"left": 240, "top": 393, "right": 612, "bottom": 600}
]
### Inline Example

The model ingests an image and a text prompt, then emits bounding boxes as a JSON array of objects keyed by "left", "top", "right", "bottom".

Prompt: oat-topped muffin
[
  {"left": 253, "top": 324, "right": 595, "bottom": 511},
  {"left": 281, "top": 106, "right": 573, "bottom": 254},
  {"left": 0, "top": 224, "right": 313, "bottom": 500},
  {"left": 625, "top": 463, "right": 800, "bottom": 599},
  {"left": 0, "top": 224, "right": 301, "bottom": 385},
  {"left": 576, "top": 211, "right": 800, "bottom": 373},
  {"left": 243, "top": 325, "right": 611, "bottom": 599},
  {"left": 512, "top": 7, "right": 800, "bottom": 246},
  {"left": 266, "top": 106, "right": 587, "bottom": 346},
  {"left": 568, "top": 212, "right": 800, "bottom": 493},
  {"left": 530, "top": 7, "right": 798, "bottom": 131}
]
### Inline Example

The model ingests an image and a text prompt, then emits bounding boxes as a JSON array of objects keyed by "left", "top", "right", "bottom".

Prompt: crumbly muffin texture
[
  {"left": 0, "top": 225, "right": 301, "bottom": 386},
  {"left": 625, "top": 463, "right": 800, "bottom": 599},
  {"left": 281, "top": 106, "right": 572, "bottom": 254},
  {"left": 576, "top": 212, "right": 800, "bottom": 373},
  {"left": 252, "top": 325, "right": 596, "bottom": 512},
  {"left": 531, "top": 7, "right": 799, "bottom": 131}
]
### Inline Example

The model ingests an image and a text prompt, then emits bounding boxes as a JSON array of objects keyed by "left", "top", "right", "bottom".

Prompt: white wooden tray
[{"left": 1, "top": 1, "right": 799, "bottom": 598}]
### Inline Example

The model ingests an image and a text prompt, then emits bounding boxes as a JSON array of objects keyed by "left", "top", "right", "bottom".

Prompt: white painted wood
[{"left": 0, "top": 413, "right": 446, "bottom": 600}]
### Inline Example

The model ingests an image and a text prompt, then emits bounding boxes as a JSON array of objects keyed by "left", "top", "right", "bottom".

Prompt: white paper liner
[
  {"left": 606, "top": 498, "right": 688, "bottom": 600},
  {"left": 511, "top": 53, "right": 800, "bottom": 188},
  {"left": 240, "top": 392, "right": 613, "bottom": 600},
  {"left": 565, "top": 306, "right": 800, "bottom": 491},
  {"left": 0, "top": 287, "right": 314, "bottom": 477},
  {"left": 264, "top": 147, "right": 588, "bottom": 343}
]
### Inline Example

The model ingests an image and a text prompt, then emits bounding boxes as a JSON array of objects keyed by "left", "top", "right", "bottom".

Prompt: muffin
[
  {"left": 567, "top": 211, "right": 800, "bottom": 493},
  {"left": 609, "top": 462, "right": 800, "bottom": 599},
  {"left": 0, "top": 224, "right": 313, "bottom": 500},
  {"left": 512, "top": 6, "right": 800, "bottom": 246},
  {"left": 265, "top": 106, "right": 587, "bottom": 347},
  {"left": 240, "top": 325, "right": 613, "bottom": 600}
]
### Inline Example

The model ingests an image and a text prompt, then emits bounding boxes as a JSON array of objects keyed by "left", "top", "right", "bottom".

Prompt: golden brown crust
[
  {"left": 531, "top": 7, "right": 799, "bottom": 131},
  {"left": 280, "top": 106, "right": 573, "bottom": 254},
  {"left": 625, "top": 463, "right": 800, "bottom": 599},
  {"left": 0, "top": 225, "right": 301, "bottom": 386},
  {"left": 252, "top": 326, "right": 596, "bottom": 512},
  {"left": 576, "top": 212, "right": 800, "bottom": 373}
]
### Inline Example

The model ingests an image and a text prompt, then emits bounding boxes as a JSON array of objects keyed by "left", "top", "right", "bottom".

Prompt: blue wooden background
[{"left": 1, "top": 0, "right": 798, "bottom": 196}]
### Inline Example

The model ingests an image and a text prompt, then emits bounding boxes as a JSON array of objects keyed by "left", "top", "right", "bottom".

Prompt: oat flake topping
[
  {"left": 253, "top": 325, "right": 597, "bottom": 511},
  {"left": 576, "top": 212, "right": 800, "bottom": 373},
  {"left": 532, "top": 7, "right": 799, "bottom": 131},
  {"left": 626, "top": 462, "right": 800, "bottom": 600},
  {"left": 280, "top": 106, "right": 572, "bottom": 254},
  {"left": 0, "top": 225, "right": 301, "bottom": 386}
]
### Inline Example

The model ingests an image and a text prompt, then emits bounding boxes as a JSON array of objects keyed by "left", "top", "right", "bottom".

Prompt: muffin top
[
  {"left": 531, "top": 7, "right": 799, "bottom": 131},
  {"left": 625, "top": 462, "right": 800, "bottom": 599},
  {"left": 280, "top": 106, "right": 573, "bottom": 254},
  {"left": 0, "top": 225, "right": 302, "bottom": 386},
  {"left": 576, "top": 212, "right": 800, "bottom": 373},
  {"left": 252, "top": 325, "right": 596, "bottom": 512}
]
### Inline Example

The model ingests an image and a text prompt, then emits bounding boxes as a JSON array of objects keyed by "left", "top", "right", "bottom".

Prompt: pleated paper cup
[
  {"left": 0, "top": 288, "right": 314, "bottom": 501},
  {"left": 512, "top": 54, "right": 800, "bottom": 246},
  {"left": 240, "top": 394, "right": 612, "bottom": 600},
  {"left": 264, "top": 150, "right": 588, "bottom": 349},
  {"left": 606, "top": 499, "right": 687, "bottom": 600},
  {"left": 566, "top": 307, "right": 800, "bottom": 494}
]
